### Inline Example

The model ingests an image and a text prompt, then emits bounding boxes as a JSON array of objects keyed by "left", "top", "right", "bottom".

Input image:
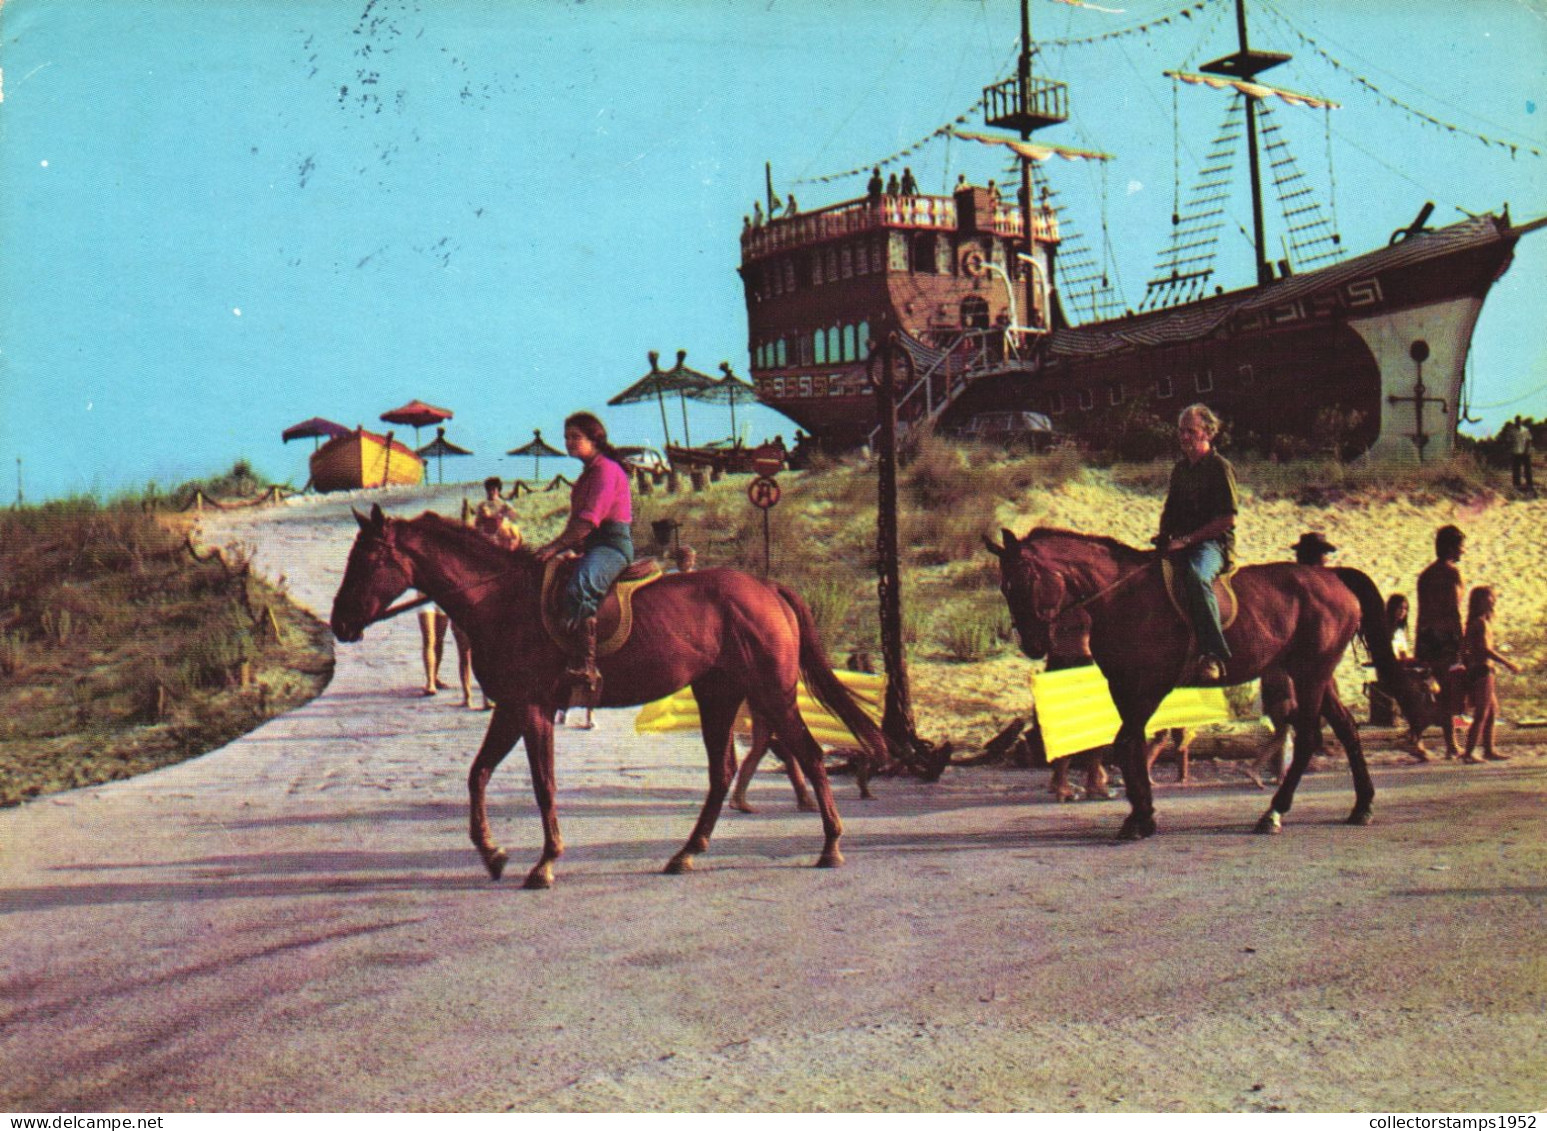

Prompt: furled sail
[
  {"left": 1165, "top": 71, "right": 1340, "bottom": 110},
  {"left": 951, "top": 128, "right": 1113, "bottom": 163}
]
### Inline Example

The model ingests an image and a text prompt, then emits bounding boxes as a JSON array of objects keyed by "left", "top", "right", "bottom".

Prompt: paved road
[{"left": 2, "top": 488, "right": 1541, "bottom": 1112}]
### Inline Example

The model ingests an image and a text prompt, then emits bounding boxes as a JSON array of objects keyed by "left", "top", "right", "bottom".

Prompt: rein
[
  {"left": 363, "top": 544, "right": 518, "bottom": 627},
  {"left": 1036, "top": 554, "right": 1158, "bottom": 625}
]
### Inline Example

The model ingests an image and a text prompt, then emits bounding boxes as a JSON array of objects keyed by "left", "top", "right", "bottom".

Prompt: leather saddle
[
  {"left": 1160, "top": 558, "right": 1239, "bottom": 632},
  {"left": 540, "top": 556, "right": 663, "bottom": 657}
]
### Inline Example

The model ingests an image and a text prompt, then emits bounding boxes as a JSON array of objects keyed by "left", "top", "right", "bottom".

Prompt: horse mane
[
  {"left": 405, "top": 511, "right": 541, "bottom": 573},
  {"left": 1022, "top": 526, "right": 1152, "bottom": 565}
]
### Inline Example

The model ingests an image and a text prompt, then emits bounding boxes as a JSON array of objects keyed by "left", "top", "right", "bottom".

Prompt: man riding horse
[{"left": 1153, "top": 404, "right": 1237, "bottom": 684}]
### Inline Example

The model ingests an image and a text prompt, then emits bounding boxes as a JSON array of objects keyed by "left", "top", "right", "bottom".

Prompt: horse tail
[
  {"left": 773, "top": 582, "right": 892, "bottom": 780},
  {"left": 1332, "top": 566, "right": 1419, "bottom": 717}
]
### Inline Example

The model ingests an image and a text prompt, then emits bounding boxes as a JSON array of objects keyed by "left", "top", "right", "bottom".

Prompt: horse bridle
[
  {"left": 1017, "top": 550, "right": 1156, "bottom": 626},
  {"left": 355, "top": 525, "right": 509, "bottom": 627}
]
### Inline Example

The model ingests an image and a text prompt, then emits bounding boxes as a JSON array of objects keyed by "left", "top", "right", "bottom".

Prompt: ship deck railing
[{"left": 742, "top": 194, "right": 1058, "bottom": 259}]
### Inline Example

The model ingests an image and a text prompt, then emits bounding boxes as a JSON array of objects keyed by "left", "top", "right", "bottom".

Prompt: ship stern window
[
  {"left": 960, "top": 296, "right": 990, "bottom": 330},
  {"left": 814, "top": 331, "right": 827, "bottom": 365},
  {"left": 783, "top": 260, "right": 796, "bottom": 293},
  {"left": 1156, "top": 377, "right": 1174, "bottom": 399},
  {"left": 1109, "top": 383, "right": 1125, "bottom": 406},
  {"left": 1049, "top": 393, "right": 1066, "bottom": 416},
  {"left": 776, "top": 339, "right": 787, "bottom": 367},
  {"left": 825, "top": 248, "right": 839, "bottom": 283},
  {"left": 1195, "top": 370, "right": 1214, "bottom": 394},
  {"left": 858, "top": 321, "right": 871, "bottom": 357},
  {"left": 840, "top": 246, "right": 853, "bottom": 279},
  {"left": 1078, "top": 389, "right": 1095, "bottom": 412},
  {"left": 843, "top": 324, "right": 857, "bottom": 361}
]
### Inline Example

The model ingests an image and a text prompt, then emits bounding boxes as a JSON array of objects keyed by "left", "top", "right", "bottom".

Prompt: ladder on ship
[{"left": 866, "top": 329, "right": 1038, "bottom": 449}]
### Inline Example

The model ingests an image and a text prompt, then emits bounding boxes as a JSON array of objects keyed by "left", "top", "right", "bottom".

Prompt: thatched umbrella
[
  {"left": 506, "top": 428, "right": 565, "bottom": 480},
  {"left": 685, "top": 361, "right": 759, "bottom": 443},
  {"left": 607, "top": 350, "right": 715, "bottom": 448},
  {"left": 416, "top": 426, "right": 473, "bottom": 484}
]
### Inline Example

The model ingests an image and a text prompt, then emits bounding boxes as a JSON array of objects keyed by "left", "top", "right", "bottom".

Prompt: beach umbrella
[
  {"left": 381, "top": 398, "right": 453, "bottom": 448},
  {"left": 607, "top": 350, "right": 715, "bottom": 449},
  {"left": 684, "top": 361, "right": 759, "bottom": 443},
  {"left": 416, "top": 426, "right": 473, "bottom": 484},
  {"left": 506, "top": 428, "right": 565, "bottom": 480},
  {"left": 281, "top": 416, "right": 350, "bottom": 452}
]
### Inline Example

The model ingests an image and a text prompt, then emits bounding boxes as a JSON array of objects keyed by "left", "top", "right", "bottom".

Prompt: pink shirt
[{"left": 572, "top": 454, "right": 632, "bottom": 527}]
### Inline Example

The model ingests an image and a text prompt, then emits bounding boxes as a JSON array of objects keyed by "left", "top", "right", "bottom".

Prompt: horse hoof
[
  {"left": 484, "top": 849, "right": 508, "bottom": 881},
  {"left": 1116, "top": 817, "right": 1156, "bottom": 841},
  {"left": 522, "top": 864, "right": 553, "bottom": 889},
  {"left": 816, "top": 850, "right": 845, "bottom": 868},
  {"left": 664, "top": 855, "right": 695, "bottom": 875},
  {"left": 1255, "top": 811, "right": 1283, "bottom": 835},
  {"left": 1346, "top": 808, "right": 1373, "bottom": 827}
]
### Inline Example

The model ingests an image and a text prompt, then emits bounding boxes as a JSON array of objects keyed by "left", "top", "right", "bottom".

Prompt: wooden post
[{"left": 867, "top": 335, "right": 949, "bottom": 778}]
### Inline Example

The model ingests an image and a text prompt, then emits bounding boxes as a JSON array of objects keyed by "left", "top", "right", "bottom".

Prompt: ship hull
[
  {"left": 311, "top": 429, "right": 425, "bottom": 492},
  {"left": 754, "top": 214, "right": 1523, "bottom": 460}
]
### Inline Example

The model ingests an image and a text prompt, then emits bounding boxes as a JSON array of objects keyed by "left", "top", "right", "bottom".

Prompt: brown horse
[
  {"left": 330, "top": 505, "right": 889, "bottom": 887},
  {"left": 986, "top": 527, "right": 1418, "bottom": 839}
]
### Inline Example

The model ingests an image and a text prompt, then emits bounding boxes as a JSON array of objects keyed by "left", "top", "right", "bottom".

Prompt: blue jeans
[
  {"left": 1176, "top": 539, "right": 1231, "bottom": 661},
  {"left": 563, "top": 521, "right": 633, "bottom": 629}
]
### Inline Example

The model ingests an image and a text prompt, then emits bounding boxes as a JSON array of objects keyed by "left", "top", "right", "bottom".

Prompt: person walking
[
  {"left": 1154, "top": 403, "right": 1238, "bottom": 683},
  {"left": 1412, "top": 524, "right": 1467, "bottom": 759},
  {"left": 1458, "top": 585, "right": 1521, "bottom": 763},
  {"left": 1508, "top": 415, "right": 1534, "bottom": 493}
]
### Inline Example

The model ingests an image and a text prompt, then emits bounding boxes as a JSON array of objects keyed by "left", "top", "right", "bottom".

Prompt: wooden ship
[{"left": 739, "top": 0, "right": 1542, "bottom": 460}]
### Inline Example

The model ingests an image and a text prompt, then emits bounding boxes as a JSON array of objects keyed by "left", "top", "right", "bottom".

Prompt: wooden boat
[
  {"left": 740, "top": 0, "right": 1542, "bottom": 462},
  {"left": 310, "top": 427, "right": 425, "bottom": 492}
]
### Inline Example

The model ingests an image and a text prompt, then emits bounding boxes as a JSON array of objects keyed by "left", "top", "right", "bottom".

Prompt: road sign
[
  {"left": 750, "top": 444, "right": 785, "bottom": 478},
  {"left": 747, "top": 476, "right": 781, "bottom": 509}
]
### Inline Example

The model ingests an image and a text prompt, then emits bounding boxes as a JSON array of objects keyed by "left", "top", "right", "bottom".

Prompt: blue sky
[{"left": 2, "top": 0, "right": 1543, "bottom": 502}]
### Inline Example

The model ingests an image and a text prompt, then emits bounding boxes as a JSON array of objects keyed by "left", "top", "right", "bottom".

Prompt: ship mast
[
  {"left": 984, "top": 0, "right": 1067, "bottom": 329},
  {"left": 1199, "top": 0, "right": 1291, "bottom": 286}
]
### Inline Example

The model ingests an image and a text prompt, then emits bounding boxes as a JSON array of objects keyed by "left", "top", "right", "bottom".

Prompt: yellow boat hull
[{"left": 310, "top": 428, "right": 425, "bottom": 492}]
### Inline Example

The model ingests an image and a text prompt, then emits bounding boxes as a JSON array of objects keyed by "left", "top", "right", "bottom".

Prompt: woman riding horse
[
  {"left": 534, "top": 412, "right": 633, "bottom": 703},
  {"left": 332, "top": 505, "right": 887, "bottom": 886}
]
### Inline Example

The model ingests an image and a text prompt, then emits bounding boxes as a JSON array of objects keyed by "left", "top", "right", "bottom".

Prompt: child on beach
[{"left": 1458, "top": 586, "right": 1521, "bottom": 764}]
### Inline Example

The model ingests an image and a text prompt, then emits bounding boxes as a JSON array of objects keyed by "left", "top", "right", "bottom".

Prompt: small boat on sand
[{"left": 310, "top": 427, "right": 425, "bottom": 492}]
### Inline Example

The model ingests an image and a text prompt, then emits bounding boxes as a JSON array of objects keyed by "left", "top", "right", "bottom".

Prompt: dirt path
[{"left": 1, "top": 488, "right": 1541, "bottom": 1113}]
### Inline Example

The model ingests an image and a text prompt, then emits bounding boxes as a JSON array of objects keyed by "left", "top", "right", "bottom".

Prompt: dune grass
[{"left": 0, "top": 496, "right": 333, "bottom": 806}]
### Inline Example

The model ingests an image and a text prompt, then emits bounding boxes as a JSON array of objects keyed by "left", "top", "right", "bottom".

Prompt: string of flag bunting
[
  {"left": 1037, "top": 0, "right": 1220, "bottom": 50},
  {"left": 795, "top": 0, "right": 1223, "bottom": 185},
  {"left": 1268, "top": 10, "right": 1544, "bottom": 159}
]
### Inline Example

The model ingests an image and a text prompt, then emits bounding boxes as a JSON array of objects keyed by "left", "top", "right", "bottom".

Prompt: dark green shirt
[{"left": 1158, "top": 449, "right": 1238, "bottom": 564}]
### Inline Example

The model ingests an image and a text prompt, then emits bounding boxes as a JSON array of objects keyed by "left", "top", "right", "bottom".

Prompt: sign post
[{"left": 747, "top": 474, "right": 780, "bottom": 574}]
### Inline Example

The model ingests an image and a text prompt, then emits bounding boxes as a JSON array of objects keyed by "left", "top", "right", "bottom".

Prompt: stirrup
[{"left": 1196, "top": 655, "right": 1226, "bottom": 684}]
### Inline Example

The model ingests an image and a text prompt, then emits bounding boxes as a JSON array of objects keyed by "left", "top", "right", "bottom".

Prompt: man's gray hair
[{"left": 1178, "top": 403, "right": 1221, "bottom": 436}]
